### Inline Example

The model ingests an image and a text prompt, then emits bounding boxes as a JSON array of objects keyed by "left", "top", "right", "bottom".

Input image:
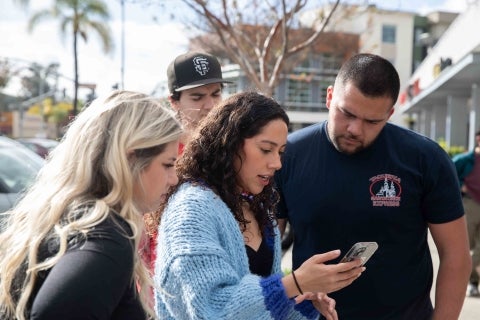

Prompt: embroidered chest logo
[
  {"left": 192, "top": 56, "right": 209, "bottom": 76},
  {"left": 369, "top": 174, "right": 401, "bottom": 207}
]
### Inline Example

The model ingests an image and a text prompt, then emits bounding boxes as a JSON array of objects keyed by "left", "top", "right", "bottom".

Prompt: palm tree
[{"left": 27, "top": 0, "right": 113, "bottom": 116}]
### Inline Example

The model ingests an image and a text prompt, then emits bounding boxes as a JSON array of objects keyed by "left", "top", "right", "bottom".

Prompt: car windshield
[
  {"left": 39, "top": 139, "right": 59, "bottom": 150},
  {"left": 21, "top": 138, "right": 59, "bottom": 149},
  {"left": 0, "top": 146, "right": 43, "bottom": 193}
]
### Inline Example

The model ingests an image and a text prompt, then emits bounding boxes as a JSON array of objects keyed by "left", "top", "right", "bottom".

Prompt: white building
[
  {"left": 300, "top": 4, "right": 457, "bottom": 126},
  {"left": 399, "top": 1, "right": 480, "bottom": 150}
]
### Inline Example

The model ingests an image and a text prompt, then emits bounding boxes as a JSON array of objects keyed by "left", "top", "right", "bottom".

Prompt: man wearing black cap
[{"left": 167, "top": 51, "right": 231, "bottom": 152}]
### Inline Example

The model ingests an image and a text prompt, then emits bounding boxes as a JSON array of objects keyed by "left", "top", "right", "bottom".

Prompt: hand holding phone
[{"left": 340, "top": 242, "right": 378, "bottom": 266}]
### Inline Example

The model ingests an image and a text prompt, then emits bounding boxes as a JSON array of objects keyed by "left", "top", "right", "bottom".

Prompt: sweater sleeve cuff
[
  {"left": 260, "top": 273, "right": 295, "bottom": 320},
  {"left": 294, "top": 300, "right": 320, "bottom": 319}
]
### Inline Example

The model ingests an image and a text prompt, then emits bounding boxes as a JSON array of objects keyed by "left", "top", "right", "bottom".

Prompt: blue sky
[{"left": 0, "top": 0, "right": 469, "bottom": 99}]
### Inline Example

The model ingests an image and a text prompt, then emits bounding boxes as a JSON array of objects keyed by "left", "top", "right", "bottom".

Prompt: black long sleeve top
[{"left": 21, "top": 214, "right": 146, "bottom": 320}]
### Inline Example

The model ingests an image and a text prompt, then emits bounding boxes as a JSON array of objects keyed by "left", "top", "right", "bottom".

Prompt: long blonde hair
[{"left": 0, "top": 90, "right": 182, "bottom": 319}]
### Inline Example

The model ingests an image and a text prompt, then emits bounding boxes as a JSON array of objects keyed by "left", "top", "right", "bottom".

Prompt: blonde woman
[{"left": 0, "top": 90, "right": 182, "bottom": 320}]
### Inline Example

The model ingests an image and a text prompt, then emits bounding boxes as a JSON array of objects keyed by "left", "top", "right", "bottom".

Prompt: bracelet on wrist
[{"left": 291, "top": 269, "right": 304, "bottom": 295}]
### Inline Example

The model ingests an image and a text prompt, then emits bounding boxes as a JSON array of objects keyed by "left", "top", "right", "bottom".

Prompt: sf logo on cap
[{"left": 192, "top": 56, "right": 209, "bottom": 76}]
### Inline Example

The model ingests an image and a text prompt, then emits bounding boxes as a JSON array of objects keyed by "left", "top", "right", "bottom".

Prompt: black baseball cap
[{"left": 167, "top": 51, "right": 232, "bottom": 93}]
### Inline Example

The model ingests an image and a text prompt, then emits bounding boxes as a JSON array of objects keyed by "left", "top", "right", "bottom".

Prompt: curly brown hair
[{"left": 163, "top": 91, "right": 289, "bottom": 234}]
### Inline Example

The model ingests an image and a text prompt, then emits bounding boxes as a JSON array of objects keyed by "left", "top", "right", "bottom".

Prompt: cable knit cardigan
[{"left": 154, "top": 182, "right": 319, "bottom": 320}]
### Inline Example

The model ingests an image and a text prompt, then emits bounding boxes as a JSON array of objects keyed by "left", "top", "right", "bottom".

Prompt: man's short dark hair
[{"left": 336, "top": 53, "right": 400, "bottom": 104}]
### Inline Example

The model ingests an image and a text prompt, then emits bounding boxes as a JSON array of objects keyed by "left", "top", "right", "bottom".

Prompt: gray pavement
[{"left": 281, "top": 233, "right": 480, "bottom": 319}]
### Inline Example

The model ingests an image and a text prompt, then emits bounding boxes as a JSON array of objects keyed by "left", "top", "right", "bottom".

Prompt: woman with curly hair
[
  {"left": 154, "top": 91, "right": 364, "bottom": 320},
  {"left": 0, "top": 90, "right": 182, "bottom": 320}
]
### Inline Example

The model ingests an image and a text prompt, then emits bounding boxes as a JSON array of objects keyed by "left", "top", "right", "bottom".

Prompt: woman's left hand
[{"left": 294, "top": 292, "right": 338, "bottom": 320}]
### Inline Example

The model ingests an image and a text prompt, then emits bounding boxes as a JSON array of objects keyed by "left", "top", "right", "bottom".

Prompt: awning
[{"left": 399, "top": 51, "right": 480, "bottom": 113}]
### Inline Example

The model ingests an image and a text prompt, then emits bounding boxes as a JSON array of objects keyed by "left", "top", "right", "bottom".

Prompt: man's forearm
[{"left": 432, "top": 257, "right": 471, "bottom": 319}]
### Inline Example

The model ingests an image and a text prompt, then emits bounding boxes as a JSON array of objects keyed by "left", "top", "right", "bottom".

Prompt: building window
[
  {"left": 318, "top": 79, "right": 331, "bottom": 107},
  {"left": 296, "top": 53, "right": 342, "bottom": 73},
  {"left": 319, "top": 53, "right": 343, "bottom": 72},
  {"left": 382, "top": 25, "right": 396, "bottom": 44},
  {"left": 286, "top": 76, "right": 311, "bottom": 105},
  {"left": 414, "top": 28, "right": 427, "bottom": 45},
  {"left": 282, "top": 52, "right": 341, "bottom": 112},
  {"left": 223, "top": 80, "right": 237, "bottom": 96}
]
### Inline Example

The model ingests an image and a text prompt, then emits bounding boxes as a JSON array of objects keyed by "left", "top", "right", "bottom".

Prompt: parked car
[
  {"left": 17, "top": 137, "right": 59, "bottom": 158},
  {"left": 0, "top": 136, "right": 44, "bottom": 228}
]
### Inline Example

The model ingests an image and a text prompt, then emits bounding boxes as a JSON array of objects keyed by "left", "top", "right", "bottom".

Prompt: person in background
[
  {"left": 167, "top": 50, "right": 232, "bottom": 153},
  {"left": 453, "top": 129, "right": 480, "bottom": 297},
  {"left": 143, "top": 51, "right": 231, "bottom": 271},
  {"left": 0, "top": 90, "right": 182, "bottom": 320},
  {"left": 154, "top": 92, "right": 364, "bottom": 320},
  {"left": 275, "top": 53, "right": 471, "bottom": 319}
]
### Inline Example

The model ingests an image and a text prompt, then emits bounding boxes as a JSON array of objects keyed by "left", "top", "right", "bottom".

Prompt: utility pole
[{"left": 121, "top": 0, "right": 125, "bottom": 90}]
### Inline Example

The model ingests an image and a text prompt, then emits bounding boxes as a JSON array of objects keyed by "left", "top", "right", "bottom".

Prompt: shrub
[{"left": 437, "top": 138, "right": 466, "bottom": 158}]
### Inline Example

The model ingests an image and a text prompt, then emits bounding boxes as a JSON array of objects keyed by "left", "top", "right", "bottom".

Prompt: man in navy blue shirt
[{"left": 276, "top": 53, "right": 471, "bottom": 320}]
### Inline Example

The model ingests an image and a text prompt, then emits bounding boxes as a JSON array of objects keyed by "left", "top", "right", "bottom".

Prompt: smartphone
[{"left": 340, "top": 242, "right": 378, "bottom": 266}]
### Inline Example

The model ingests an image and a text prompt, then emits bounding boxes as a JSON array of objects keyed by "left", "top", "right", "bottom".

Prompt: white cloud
[
  {"left": 119, "top": 21, "right": 188, "bottom": 94},
  {"left": 0, "top": 0, "right": 188, "bottom": 99},
  {"left": 440, "top": 0, "right": 469, "bottom": 12},
  {"left": 370, "top": 0, "right": 468, "bottom": 14}
]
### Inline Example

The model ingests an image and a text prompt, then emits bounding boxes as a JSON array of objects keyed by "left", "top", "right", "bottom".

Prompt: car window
[
  {"left": 0, "top": 147, "right": 43, "bottom": 193},
  {"left": 40, "top": 140, "right": 59, "bottom": 150}
]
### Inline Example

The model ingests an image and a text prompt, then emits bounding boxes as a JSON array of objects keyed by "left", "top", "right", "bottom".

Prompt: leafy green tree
[
  {"left": 437, "top": 138, "right": 466, "bottom": 158},
  {"left": 0, "top": 59, "right": 14, "bottom": 114},
  {"left": 19, "top": 63, "right": 54, "bottom": 99},
  {"left": 27, "top": 0, "right": 113, "bottom": 115},
  {"left": 0, "top": 59, "right": 12, "bottom": 89}
]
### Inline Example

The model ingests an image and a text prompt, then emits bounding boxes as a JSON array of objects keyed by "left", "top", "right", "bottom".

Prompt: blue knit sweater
[{"left": 154, "top": 182, "right": 319, "bottom": 320}]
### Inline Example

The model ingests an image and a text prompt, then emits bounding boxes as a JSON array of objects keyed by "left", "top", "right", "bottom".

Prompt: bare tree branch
[
  {"left": 168, "top": 0, "right": 345, "bottom": 96},
  {"left": 288, "top": 0, "right": 340, "bottom": 54}
]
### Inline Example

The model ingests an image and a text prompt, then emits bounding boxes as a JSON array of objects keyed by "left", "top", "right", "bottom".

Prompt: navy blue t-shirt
[{"left": 275, "top": 121, "right": 463, "bottom": 320}]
